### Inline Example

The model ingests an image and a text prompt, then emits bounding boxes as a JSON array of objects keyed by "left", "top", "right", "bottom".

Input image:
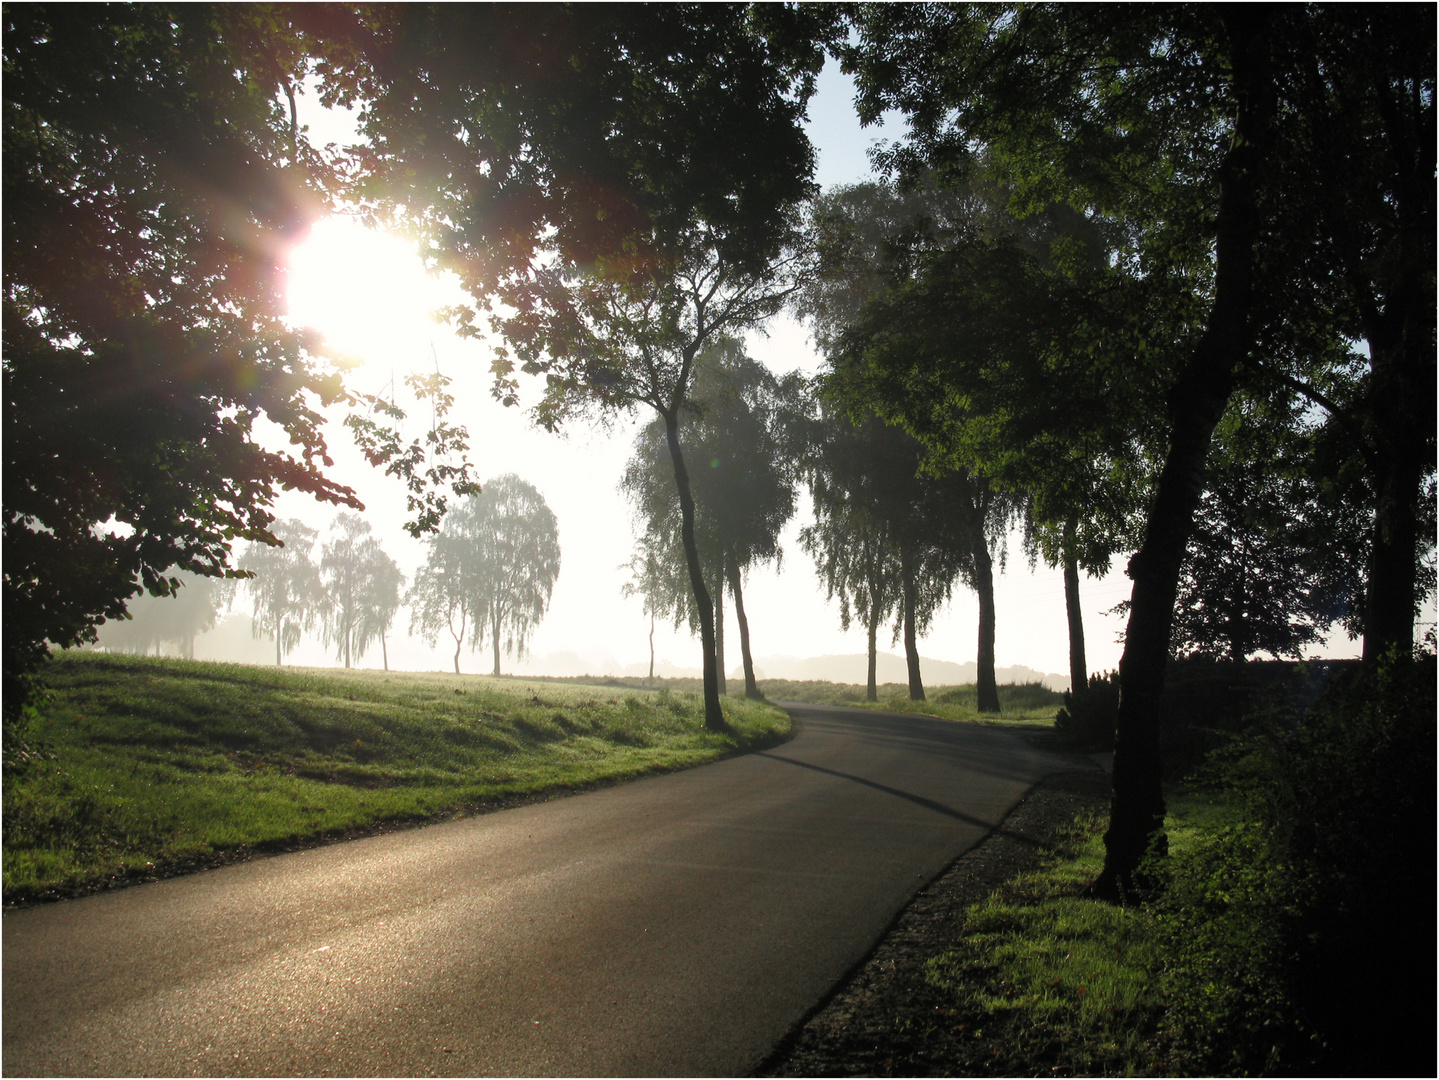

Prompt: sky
[{"left": 223, "top": 58, "right": 1368, "bottom": 685}]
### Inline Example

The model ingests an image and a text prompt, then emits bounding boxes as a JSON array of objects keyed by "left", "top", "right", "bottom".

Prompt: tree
[
  {"left": 800, "top": 405, "right": 977, "bottom": 702},
  {"left": 92, "top": 571, "right": 224, "bottom": 659},
  {"left": 315, "top": 5, "right": 834, "bottom": 730},
  {"left": 2, "top": 5, "right": 475, "bottom": 721},
  {"left": 621, "top": 340, "right": 800, "bottom": 699},
  {"left": 843, "top": 4, "right": 1434, "bottom": 897},
  {"left": 319, "top": 513, "right": 404, "bottom": 669},
  {"left": 803, "top": 178, "right": 1154, "bottom": 704},
  {"left": 408, "top": 479, "right": 560, "bottom": 677},
  {"left": 239, "top": 519, "right": 324, "bottom": 666}
]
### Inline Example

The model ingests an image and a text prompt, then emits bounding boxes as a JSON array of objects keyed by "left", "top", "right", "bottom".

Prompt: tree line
[
  {"left": 5, "top": 5, "right": 1432, "bottom": 902},
  {"left": 93, "top": 477, "right": 560, "bottom": 678}
]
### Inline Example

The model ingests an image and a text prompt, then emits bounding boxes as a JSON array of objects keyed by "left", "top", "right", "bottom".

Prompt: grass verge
[
  {"left": 759, "top": 678, "right": 1064, "bottom": 730},
  {"left": 920, "top": 787, "right": 1324, "bottom": 1076},
  {"left": 3, "top": 653, "right": 790, "bottom": 904}
]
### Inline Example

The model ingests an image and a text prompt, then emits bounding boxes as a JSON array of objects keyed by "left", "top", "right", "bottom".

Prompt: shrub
[{"left": 1052, "top": 671, "right": 1119, "bottom": 751}]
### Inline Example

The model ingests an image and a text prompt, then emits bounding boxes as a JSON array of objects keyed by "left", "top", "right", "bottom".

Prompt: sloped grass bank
[{"left": 3, "top": 654, "right": 790, "bottom": 904}]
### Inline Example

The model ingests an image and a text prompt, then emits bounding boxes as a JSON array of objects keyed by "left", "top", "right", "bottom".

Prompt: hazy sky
[{"left": 246, "top": 59, "right": 1363, "bottom": 682}]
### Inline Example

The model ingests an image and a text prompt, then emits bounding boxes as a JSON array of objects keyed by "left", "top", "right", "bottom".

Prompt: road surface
[{"left": 3, "top": 702, "right": 1083, "bottom": 1077}]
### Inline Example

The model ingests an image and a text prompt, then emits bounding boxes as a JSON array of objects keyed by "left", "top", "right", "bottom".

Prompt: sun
[{"left": 285, "top": 216, "right": 457, "bottom": 372}]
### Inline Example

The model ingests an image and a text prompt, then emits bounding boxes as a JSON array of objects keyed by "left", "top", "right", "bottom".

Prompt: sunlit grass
[
  {"left": 3, "top": 654, "right": 789, "bottom": 901},
  {"left": 921, "top": 790, "right": 1261, "bottom": 1076},
  {"left": 758, "top": 677, "right": 1063, "bottom": 728}
]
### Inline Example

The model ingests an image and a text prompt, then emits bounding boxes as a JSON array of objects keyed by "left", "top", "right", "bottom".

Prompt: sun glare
[{"left": 285, "top": 217, "right": 456, "bottom": 371}]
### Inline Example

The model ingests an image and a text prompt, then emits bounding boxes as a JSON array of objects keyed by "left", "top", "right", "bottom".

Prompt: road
[{"left": 3, "top": 702, "right": 1082, "bottom": 1077}]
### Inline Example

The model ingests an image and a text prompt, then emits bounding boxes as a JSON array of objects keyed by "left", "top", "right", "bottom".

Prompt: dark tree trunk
[
  {"left": 726, "top": 559, "right": 762, "bottom": 699},
  {"left": 973, "top": 538, "right": 1001, "bottom": 714},
  {"left": 865, "top": 610, "right": 880, "bottom": 702},
  {"left": 663, "top": 412, "right": 725, "bottom": 730},
  {"left": 1063, "top": 527, "right": 1088, "bottom": 696},
  {"left": 714, "top": 556, "right": 727, "bottom": 695},
  {"left": 1362, "top": 340, "right": 1430, "bottom": 663},
  {"left": 1094, "top": 13, "right": 1272, "bottom": 902},
  {"left": 900, "top": 545, "right": 925, "bottom": 701}
]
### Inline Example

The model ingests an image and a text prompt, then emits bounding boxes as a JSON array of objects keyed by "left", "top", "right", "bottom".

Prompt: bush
[
  {"left": 1053, "top": 671, "right": 1119, "bottom": 751},
  {"left": 1156, "top": 654, "right": 1436, "bottom": 1076}
]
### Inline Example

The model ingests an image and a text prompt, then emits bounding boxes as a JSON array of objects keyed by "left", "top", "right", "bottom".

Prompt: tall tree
[
  {"left": 621, "top": 340, "right": 800, "bottom": 699},
  {"left": 317, "top": 5, "right": 834, "bottom": 729},
  {"left": 842, "top": 4, "right": 1435, "bottom": 896},
  {"left": 2, "top": 5, "right": 475, "bottom": 720},
  {"left": 319, "top": 513, "right": 404, "bottom": 669},
  {"left": 801, "top": 406, "right": 974, "bottom": 702},
  {"left": 408, "top": 480, "right": 560, "bottom": 677},
  {"left": 804, "top": 178, "right": 1154, "bottom": 706},
  {"left": 239, "top": 519, "right": 324, "bottom": 666}
]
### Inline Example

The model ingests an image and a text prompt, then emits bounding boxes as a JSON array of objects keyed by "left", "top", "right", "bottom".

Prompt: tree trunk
[
  {"left": 344, "top": 627, "right": 351, "bottom": 670},
  {"left": 714, "top": 555, "right": 727, "bottom": 695},
  {"left": 1063, "top": 523, "right": 1088, "bottom": 696},
  {"left": 726, "top": 559, "right": 762, "bottom": 699},
  {"left": 275, "top": 611, "right": 282, "bottom": 666},
  {"left": 1094, "top": 14, "right": 1271, "bottom": 902},
  {"left": 901, "top": 545, "right": 924, "bottom": 701},
  {"left": 492, "top": 612, "right": 502, "bottom": 676},
  {"left": 381, "top": 631, "right": 389, "bottom": 672},
  {"left": 865, "top": 610, "right": 880, "bottom": 702},
  {"left": 973, "top": 538, "right": 1001, "bottom": 714},
  {"left": 1362, "top": 353, "right": 1428, "bottom": 663},
  {"left": 648, "top": 611, "right": 655, "bottom": 685},
  {"left": 663, "top": 412, "right": 725, "bottom": 730}
]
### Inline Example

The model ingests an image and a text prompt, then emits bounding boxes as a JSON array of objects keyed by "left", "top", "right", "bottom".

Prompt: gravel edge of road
[{"left": 757, "top": 767, "right": 1112, "bottom": 1077}]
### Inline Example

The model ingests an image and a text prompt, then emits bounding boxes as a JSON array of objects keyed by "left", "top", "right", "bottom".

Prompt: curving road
[{"left": 3, "top": 702, "right": 1083, "bottom": 1077}]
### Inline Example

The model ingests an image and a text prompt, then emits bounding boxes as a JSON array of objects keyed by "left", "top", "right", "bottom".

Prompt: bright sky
[{"left": 256, "top": 59, "right": 1365, "bottom": 684}]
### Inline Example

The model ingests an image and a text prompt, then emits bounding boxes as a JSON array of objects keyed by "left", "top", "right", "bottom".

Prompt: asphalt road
[{"left": 3, "top": 702, "right": 1082, "bottom": 1077}]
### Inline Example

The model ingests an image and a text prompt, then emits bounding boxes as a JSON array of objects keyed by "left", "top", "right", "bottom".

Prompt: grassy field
[
  {"left": 756, "top": 677, "right": 1064, "bottom": 729},
  {"left": 2, "top": 654, "right": 790, "bottom": 903}
]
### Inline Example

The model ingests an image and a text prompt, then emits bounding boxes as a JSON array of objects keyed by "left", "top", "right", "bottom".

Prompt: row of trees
[
  {"left": 7, "top": 6, "right": 1431, "bottom": 903},
  {"left": 99, "top": 476, "right": 560, "bottom": 677}
]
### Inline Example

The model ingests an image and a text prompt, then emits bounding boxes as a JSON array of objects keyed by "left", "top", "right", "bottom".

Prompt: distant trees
[
  {"left": 621, "top": 339, "right": 799, "bottom": 698},
  {"left": 409, "top": 479, "right": 561, "bottom": 676},
  {"left": 238, "top": 520, "right": 325, "bottom": 667},
  {"left": 92, "top": 572, "right": 225, "bottom": 659},
  {"left": 320, "top": 514, "right": 405, "bottom": 670}
]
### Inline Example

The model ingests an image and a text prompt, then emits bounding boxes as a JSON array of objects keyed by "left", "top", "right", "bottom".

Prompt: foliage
[
  {"left": 620, "top": 339, "right": 799, "bottom": 637},
  {"left": 1052, "top": 671, "right": 1120, "bottom": 753},
  {"left": 3, "top": 653, "right": 790, "bottom": 902},
  {"left": 318, "top": 513, "right": 404, "bottom": 669},
  {"left": 237, "top": 518, "right": 325, "bottom": 665},
  {"left": 1, "top": 5, "right": 478, "bottom": 722},
  {"left": 408, "top": 479, "right": 561, "bottom": 676},
  {"left": 1, "top": 5, "right": 349, "bottom": 715},
  {"left": 90, "top": 572, "right": 225, "bottom": 659}
]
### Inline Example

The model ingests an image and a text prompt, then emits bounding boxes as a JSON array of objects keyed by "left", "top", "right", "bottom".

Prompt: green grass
[
  {"left": 758, "top": 677, "right": 1064, "bottom": 729},
  {"left": 923, "top": 790, "right": 1251, "bottom": 1076},
  {"left": 3, "top": 654, "right": 790, "bottom": 902}
]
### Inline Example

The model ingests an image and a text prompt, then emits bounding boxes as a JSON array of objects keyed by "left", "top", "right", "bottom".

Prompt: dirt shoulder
[{"left": 759, "top": 768, "right": 1111, "bottom": 1077}]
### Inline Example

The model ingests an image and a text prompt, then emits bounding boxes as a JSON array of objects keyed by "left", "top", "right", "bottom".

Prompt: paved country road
[{"left": 3, "top": 703, "right": 1083, "bottom": 1077}]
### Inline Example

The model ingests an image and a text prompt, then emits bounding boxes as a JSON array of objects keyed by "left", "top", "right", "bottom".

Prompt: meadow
[{"left": 3, "top": 654, "right": 790, "bottom": 903}]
